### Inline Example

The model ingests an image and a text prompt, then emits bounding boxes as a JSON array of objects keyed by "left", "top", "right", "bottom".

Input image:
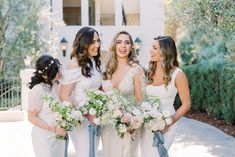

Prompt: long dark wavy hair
[
  {"left": 146, "top": 36, "right": 179, "bottom": 85},
  {"left": 103, "top": 31, "right": 139, "bottom": 80},
  {"left": 29, "top": 54, "right": 61, "bottom": 89},
  {"left": 71, "top": 27, "right": 101, "bottom": 77}
]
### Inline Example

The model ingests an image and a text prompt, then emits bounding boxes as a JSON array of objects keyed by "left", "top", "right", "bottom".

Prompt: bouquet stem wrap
[
  {"left": 88, "top": 125, "right": 101, "bottom": 157},
  {"left": 153, "top": 131, "right": 168, "bottom": 157}
]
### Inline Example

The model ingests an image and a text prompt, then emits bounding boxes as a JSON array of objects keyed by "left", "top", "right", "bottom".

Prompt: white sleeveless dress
[
  {"left": 28, "top": 83, "right": 66, "bottom": 157},
  {"left": 101, "top": 64, "right": 146, "bottom": 157},
  {"left": 140, "top": 67, "right": 182, "bottom": 157},
  {"left": 62, "top": 60, "right": 102, "bottom": 157}
]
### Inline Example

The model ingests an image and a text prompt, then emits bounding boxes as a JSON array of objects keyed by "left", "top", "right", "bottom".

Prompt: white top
[
  {"left": 146, "top": 67, "right": 183, "bottom": 115},
  {"left": 28, "top": 83, "right": 60, "bottom": 126},
  {"left": 61, "top": 59, "right": 102, "bottom": 106}
]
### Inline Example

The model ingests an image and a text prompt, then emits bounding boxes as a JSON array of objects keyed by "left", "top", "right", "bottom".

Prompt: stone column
[
  {"left": 81, "top": 0, "right": 89, "bottom": 25},
  {"left": 20, "top": 69, "right": 35, "bottom": 111},
  {"left": 115, "top": 0, "right": 122, "bottom": 26}
]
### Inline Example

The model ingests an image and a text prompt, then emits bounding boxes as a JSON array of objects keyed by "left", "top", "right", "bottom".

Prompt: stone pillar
[
  {"left": 95, "top": 0, "right": 101, "bottom": 25},
  {"left": 81, "top": 0, "right": 89, "bottom": 25},
  {"left": 20, "top": 69, "right": 35, "bottom": 111},
  {"left": 115, "top": 0, "right": 122, "bottom": 26}
]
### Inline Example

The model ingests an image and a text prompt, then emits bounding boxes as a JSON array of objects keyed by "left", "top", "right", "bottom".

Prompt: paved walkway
[{"left": 0, "top": 113, "right": 235, "bottom": 157}]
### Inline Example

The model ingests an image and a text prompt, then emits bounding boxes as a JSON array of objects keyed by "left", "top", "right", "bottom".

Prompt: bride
[
  {"left": 140, "top": 36, "right": 191, "bottom": 157},
  {"left": 60, "top": 27, "right": 102, "bottom": 157},
  {"left": 101, "top": 31, "right": 145, "bottom": 157}
]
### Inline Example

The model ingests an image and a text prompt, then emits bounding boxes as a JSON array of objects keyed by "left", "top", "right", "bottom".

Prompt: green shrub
[{"left": 176, "top": 64, "right": 235, "bottom": 123}]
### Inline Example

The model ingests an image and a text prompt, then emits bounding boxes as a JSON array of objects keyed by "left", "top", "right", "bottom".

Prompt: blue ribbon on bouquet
[
  {"left": 153, "top": 131, "right": 169, "bottom": 157},
  {"left": 88, "top": 125, "right": 101, "bottom": 157}
]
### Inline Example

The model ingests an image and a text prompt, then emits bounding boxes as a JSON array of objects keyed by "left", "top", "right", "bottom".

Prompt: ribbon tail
[
  {"left": 153, "top": 131, "right": 169, "bottom": 157},
  {"left": 95, "top": 125, "right": 101, "bottom": 137},
  {"left": 89, "top": 125, "right": 95, "bottom": 157},
  {"left": 64, "top": 134, "right": 69, "bottom": 157}
]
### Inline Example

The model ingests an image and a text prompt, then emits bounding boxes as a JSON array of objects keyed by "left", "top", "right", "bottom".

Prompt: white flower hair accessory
[{"left": 37, "top": 60, "right": 55, "bottom": 74}]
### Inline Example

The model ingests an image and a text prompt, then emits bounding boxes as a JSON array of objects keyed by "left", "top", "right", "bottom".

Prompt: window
[
  {"left": 63, "top": 0, "right": 81, "bottom": 25},
  {"left": 89, "top": 0, "right": 115, "bottom": 26}
]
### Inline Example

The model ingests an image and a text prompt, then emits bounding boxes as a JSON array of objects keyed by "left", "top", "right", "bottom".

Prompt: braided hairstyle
[{"left": 29, "top": 54, "right": 61, "bottom": 89}]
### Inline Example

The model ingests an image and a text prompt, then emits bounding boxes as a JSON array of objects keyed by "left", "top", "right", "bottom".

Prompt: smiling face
[
  {"left": 115, "top": 33, "right": 132, "bottom": 59},
  {"left": 88, "top": 32, "right": 101, "bottom": 58},
  {"left": 150, "top": 40, "right": 162, "bottom": 62}
]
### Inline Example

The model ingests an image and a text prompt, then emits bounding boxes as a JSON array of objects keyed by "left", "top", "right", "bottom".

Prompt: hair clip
[{"left": 38, "top": 59, "right": 55, "bottom": 74}]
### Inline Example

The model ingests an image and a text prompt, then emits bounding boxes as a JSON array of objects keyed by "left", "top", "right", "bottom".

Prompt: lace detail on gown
[{"left": 102, "top": 64, "right": 146, "bottom": 97}]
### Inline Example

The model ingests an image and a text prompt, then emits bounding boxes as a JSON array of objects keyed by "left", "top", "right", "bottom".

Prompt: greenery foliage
[
  {"left": 165, "top": 0, "right": 235, "bottom": 123},
  {"left": 174, "top": 64, "right": 235, "bottom": 123},
  {"left": 165, "top": 0, "right": 235, "bottom": 65},
  {"left": 0, "top": 0, "right": 62, "bottom": 78}
]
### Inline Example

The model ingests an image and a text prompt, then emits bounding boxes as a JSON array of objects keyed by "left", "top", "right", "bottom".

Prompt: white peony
[{"left": 89, "top": 108, "right": 97, "bottom": 116}]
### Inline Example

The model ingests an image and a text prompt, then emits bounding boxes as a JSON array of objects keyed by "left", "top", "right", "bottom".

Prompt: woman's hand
[
  {"left": 161, "top": 124, "right": 171, "bottom": 134},
  {"left": 84, "top": 114, "right": 95, "bottom": 124},
  {"left": 54, "top": 126, "right": 67, "bottom": 136}
]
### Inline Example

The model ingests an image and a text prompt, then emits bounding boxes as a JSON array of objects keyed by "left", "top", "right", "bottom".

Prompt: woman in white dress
[
  {"left": 140, "top": 36, "right": 191, "bottom": 157},
  {"left": 60, "top": 27, "right": 102, "bottom": 157},
  {"left": 28, "top": 55, "right": 67, "bottom": 157},
  {"left": 101, "top": 31, "right": 146, "bottom": 157}
]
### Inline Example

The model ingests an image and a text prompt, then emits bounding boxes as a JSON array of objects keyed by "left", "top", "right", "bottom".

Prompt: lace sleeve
[
  {"left": 133, "top": 65, "right": 146, "bottom": 95},
  {"left": 28, "top": 84, "right": 44, "bottom": 111}
]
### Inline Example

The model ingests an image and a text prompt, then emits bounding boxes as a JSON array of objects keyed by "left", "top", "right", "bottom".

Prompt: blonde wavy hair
[
  {"left": 103, "top": 31, "right": 139, "bottom": 80},
  {"left": 146, "top": 36, "right": 179, "bottom": 85}
]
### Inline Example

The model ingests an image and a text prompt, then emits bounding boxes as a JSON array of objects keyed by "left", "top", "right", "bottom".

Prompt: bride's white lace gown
[
  {"left": 62, "top": 59, "right": 102, "bottom": 157},
  {"left": 101, "top": 64, "right": 145, "bottom": 157},
  {"left": 28, "top": 83, "right": 66, "bottom": 157},
  {"left": 140, "top": 67, "right": 182, "bottom": 157}
]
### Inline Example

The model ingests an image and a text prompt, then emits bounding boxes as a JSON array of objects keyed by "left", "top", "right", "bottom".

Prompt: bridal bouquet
[
  {"left": 43, "top": 94, "right": 84, "bottom": 140},
  {"left": 105, "top": 90, "right": 143, "bottom": 139},
  {"left": 140, "top": 95, "right": 173, "bottom": 132},
  {"left": 140, "top": 95, "right": 172, "bottom": 157},
  {"left": 77, "top": 90, "right": 110, "bottom": 157},
  {"left": 79, "top": 90, "right": 109, "bottom": 125}
]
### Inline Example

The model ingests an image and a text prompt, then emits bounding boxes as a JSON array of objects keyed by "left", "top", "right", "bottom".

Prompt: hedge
[{"left": 175, "top": 64, "right": 235, "bottom": 123}]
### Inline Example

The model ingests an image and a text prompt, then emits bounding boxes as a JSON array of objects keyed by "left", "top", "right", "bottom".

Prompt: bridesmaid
[
  {"left": 101, "top": 31, "right": 146, "bottom": 157},
  {"left": 140, "top": 36, "right": 191, "bottom": 157},
  {"left": 28, "top": 54, "right": 67, "bottom": 157},
  {"left": 60, "top": 26, "right": 102, "bottom": 157}
]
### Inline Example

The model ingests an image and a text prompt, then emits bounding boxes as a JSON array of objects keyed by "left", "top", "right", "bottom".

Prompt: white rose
[
  {"left": 62, "top": 101, "right": 71, "bottom": 107},
  {"left": 162, "top": 111, "right": 171, "bottom": 118},
  {"left": 132, "top": 108, "right": 142, "bottom": 116},
  {"left": 93, "top": 118, "right": 100, "bottom": 125},
  {"left": 157, "top": 119, "right": 166, "bottom": 130},
  {"left": 130, "top": 116, "right": 143, "bottom": 129},
  {"left": 141, "top": 102, "right": 152, "bottom": 110},
  {"left": 165, "top": 117, "right": 173, "bottom": 125},
  {"left": 118, "top": 124, "right": 127, "bottom": 133},
  {"left": 89, "top": 108, "right": 97, "bottom": 116},
  {"left": 148, "top": 121, "right": 158, "bottom": 131},
  {"left": 112, "top": 109, "right": 122, "bottom": 118}
]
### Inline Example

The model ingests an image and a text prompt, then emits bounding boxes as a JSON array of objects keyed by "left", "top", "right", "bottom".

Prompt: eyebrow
[{"left": 116, "top": 39, "right": 130, "bottom": 42}]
